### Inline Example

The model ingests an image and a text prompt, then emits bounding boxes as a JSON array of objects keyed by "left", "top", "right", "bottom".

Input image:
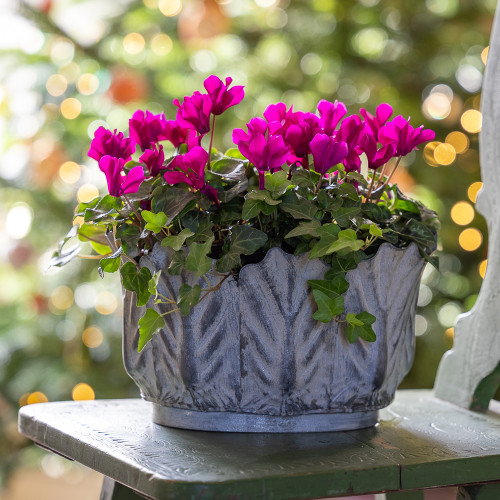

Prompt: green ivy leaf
[
  {"left": 312, "top": 290, "right": 344, "bottom": 323},
  {"left": 345, "top": 312, "right": 377, "bottom": 343},
  {"left": 216, "top": 252, "right": 241, "bottom": 273},
  {"left": 151, "top": 186, "right": 195, "bottom": 223},
  {"left": 161, "top": 228, "right": 195, "bottom": 251},
  {"left": 292, "top": 169, "right": 320, "bottom": 190},
  {"left": 264, "top": 170, "right": 291, "bottom": 198},
  {"left": 326, "top": 251, "right": 364, "bottom": 278},
  {"left": 120, "top": 262, "right": 152, "bottom": 307},
  {"left": 229, "top": 225, "right": 268, "bottom": 255},
  {"left": 142, "top": 210, "right": 168, "bottom": 233},
  {"left": 224, "top": 148, "right": 246, "bottom": 160},
  {"left": 280, "top": 193, "right": 318, "bottom": 220},
  {"left": 362, "top": 202, "right": 392, "bottom": 222},
  {"left": 177, "top": 284, "right": 202, "bottom": 316},
  {"left": 369, "top": 224, "right": 383, "bottom": 237},
  {"left": 98, "top": 247, "right": 123, "bottom": 277},
  {"left": 308, "top": 276, "right": 349, "bottom": 298},
  {"left": 185, "top": 236, "right": 214, "bottom": 276},
  {"left": 168, "top": 250, "right": 186, "bottom": 275},
  {"left": 148, "top": 270, "right": 161, "bottom": 298},
  {"left": 115, "top": 224, "right": 142, "bottom": 258},
  {"left": 242, "top": 198, "right": 266, "bottom": 220},
  {"left": 331, "top": 206, "right": 362, "bottom": 226},
  {"left": 138, "top": 308, "right": 165, "bottom": 352},
  {"left": 285, "top": 220, "right": 321, "bottom": 238},
  {"left": 246, "top": 190, "right": 282, "bottom": 205},
  {"left": 316, "top": 223, "right": 341, "bottom": 239},
  {"left": 327, "top": 229, "right": 364, "bottom": 254}
]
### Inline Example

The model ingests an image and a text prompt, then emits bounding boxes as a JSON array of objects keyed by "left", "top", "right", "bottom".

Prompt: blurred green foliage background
[{"left": 0, "top": 0, "right": 495, "bottom": 489}]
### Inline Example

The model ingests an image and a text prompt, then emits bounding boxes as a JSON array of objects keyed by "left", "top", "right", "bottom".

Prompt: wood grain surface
[{"left": 18, "top": 390, "right": 500, "bottom": 499}]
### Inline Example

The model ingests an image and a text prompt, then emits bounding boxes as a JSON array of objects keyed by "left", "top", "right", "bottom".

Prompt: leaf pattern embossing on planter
[{"left": 122, "top": 243, "right": 425, "bottom": 426}]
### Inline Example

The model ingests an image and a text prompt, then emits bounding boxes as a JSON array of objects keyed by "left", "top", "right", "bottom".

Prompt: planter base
[{"left": 152, "top": 404, "right": 379, "bottom": 433}]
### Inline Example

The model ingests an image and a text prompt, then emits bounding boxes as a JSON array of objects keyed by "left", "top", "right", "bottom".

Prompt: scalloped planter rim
[{"left": 123, "top": 242, "right": 425, "bottom": 433}]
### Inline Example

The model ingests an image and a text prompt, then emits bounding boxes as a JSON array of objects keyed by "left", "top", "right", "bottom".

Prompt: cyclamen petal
[
  {"left": 88, "top": 127, "right": 134, "bottom": 162},
  {"left": 164, "top": 146, "right": 208, "bottom": 190},
  {"left": 121, "top": 166, "right": 145, "bottom": 194},
  {"left": 310, "top": 134, "right": 348, "bottom": 175},
  {"left": 379, "top": 115, "right": 435, "bottom": 156},
  {"left": 317, "top": 99, "right": 347, "bottom": 136},
  {"left": 140, "top": 145, "right": 165, "bottom": 177},
  {"left": 174, "top": 91, "right": 212, "bottom": 135},
  {"left": 159, "top": 120, "right": 192, "bottom": 148},
  {"left": 98, "top": 156, "right": 144, "bottom": 197},
  {"left": 204, "top": 75, "right": 245, "bottom": 116},
  {"left": 129, "top": 110, "right": 165, "bottom": 151}
]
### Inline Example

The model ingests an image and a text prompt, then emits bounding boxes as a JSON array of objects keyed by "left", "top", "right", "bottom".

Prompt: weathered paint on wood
[
  {"left": 434, "top": 0, "right": 500, "bottom": 409},
  {"left": 18, "top": 390, "right": 500, "bottom": 500}
]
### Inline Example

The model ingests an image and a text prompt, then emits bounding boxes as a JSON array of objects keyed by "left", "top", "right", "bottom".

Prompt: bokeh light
[
  {"left": 123, "top": 33, "right": 146, "bottom": 55},
  {"left": 77, "top": 73, "right": 99, "bottom": 95},
  {"left": 49, "top": 286, "right": 74, "bottom": 311},
  {"left": 468, "top": 182, "right": 483, "bottom": 203},
  {"left": 72, "top": 383, "right": 95, "bottom": 401},
  {"left": 151, "top": 33, "right": 173, "bottom": 56},
  {"left": 94, "top": 291, "right": 118, "bottom": 315},
  {"left": 445, "top": 131, "right": 469, "bottom": 154},
  {"left": 59, "top": 161, "right": 81, "bottom": 184},
  {"left": 46, "top": 74, "right": 68, "bottom": 96},
  {"left": 479, "top": 259, "right": 488, "bottom": 279},
  {"left": 77, "top": 184, "right": 99, "bottom": 203},
  {"left": 481, "top": 46, "right": 489, "bottom": 65},
  {"left": 450, "top": 201, "right": 475, "bottom": 226},
  {"left": 460, "top": 109, "right": 482, "bottom": 133},
  {"left": 433, "top": 143, "right": 456, "bottom": 165},
  {"left": 82, "top": 326, "right": 104, "bottom": 348},
  {"left": 159, "top": 0, "right": 182, "bottom": 17},
  {"left": 458, "top": 228, "right": 483, "bottom": 251},
  {"left": 6, "top": 203, "right": 33, "bottom": 239},
  {"left": 27, "top": 392, "right": 49, "bottom": 404},
  {"left": 60, "top": 97, "right": 82, "bottom": 119}
]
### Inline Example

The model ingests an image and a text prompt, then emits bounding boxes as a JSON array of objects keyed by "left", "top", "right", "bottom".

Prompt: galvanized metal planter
[{"left": 122, "top": 243, "right": 425, "bottom": 433}]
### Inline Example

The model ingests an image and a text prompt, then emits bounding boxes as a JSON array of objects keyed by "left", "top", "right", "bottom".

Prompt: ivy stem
[
  {"left": 77, "top": 253, "right": 112, "bottom": 260},
  {"left": 207, "top": 114, "right": 216, "bottom": 171},
  {"left": 161, "top": 308, "right": 180, "bottom": 317}
]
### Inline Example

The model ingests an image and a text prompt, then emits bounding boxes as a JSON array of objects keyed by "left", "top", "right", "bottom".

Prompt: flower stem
[
  {"left": 380, "top": 156, "right": 402, "bottom": 192},
  {"left": 315, "top": 175, "right": 324, "bottom": 194},
  {"left": 207, "top": 114, "right": 216, "bottom": 171},
  {"left": 365, "top": 171, "right": 377, "bottom": 201}
]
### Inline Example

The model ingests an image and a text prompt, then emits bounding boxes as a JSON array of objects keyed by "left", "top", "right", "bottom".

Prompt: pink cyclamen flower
[
  {"left": 164, "top": 147, "right": 219, "bottom": 204},
  {"left": 317, "top": 99, "right": 347, "bottom": 136},
  {"left": 284, "top": 112, "right": 321, "bottom": 164},
  {"left": 379, "top": 115, "right": 435, "bottom": 156},
  {"left": 233, "top": 118, "right": 290, "bottom": 189},
  {"left": 173, "top": 91, "right": 212, "bottom": 135},
  {"left": 336, "top": 115, "right": 365, "bottom": 173},
  {"left": 359, "top": 132, "right": 397, "bottom": 170},
  {"left": 160, "top": 119, "right": 196, "bottom": 148},
  {"left": 310, "top": 134, "right": 348, "bottom": 175},
  {"left": 98, "top": 156, "right": 144, "bottom": 197},
  {"left": 204, "top": 75, "right": 244, "bottom": 116},
  {"left": 263, "top": 102, "right": 295, "bottom": 136},
  {"left": 360, "top": 103, "right": 393, "bottom": 136},
  {"left": 140, "top": 144, "right": 165, "bottom": 177},
  {"left": 88, "top": 127, "right": 134, "bottom": 162},
  {"left": 129, "top": 110, "right": 166, "bottom": 151}
]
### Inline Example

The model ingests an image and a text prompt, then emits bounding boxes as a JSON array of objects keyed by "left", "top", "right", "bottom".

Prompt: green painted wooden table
[{"left": 18, "top": 390, "right": 500, "bottom": 499}]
